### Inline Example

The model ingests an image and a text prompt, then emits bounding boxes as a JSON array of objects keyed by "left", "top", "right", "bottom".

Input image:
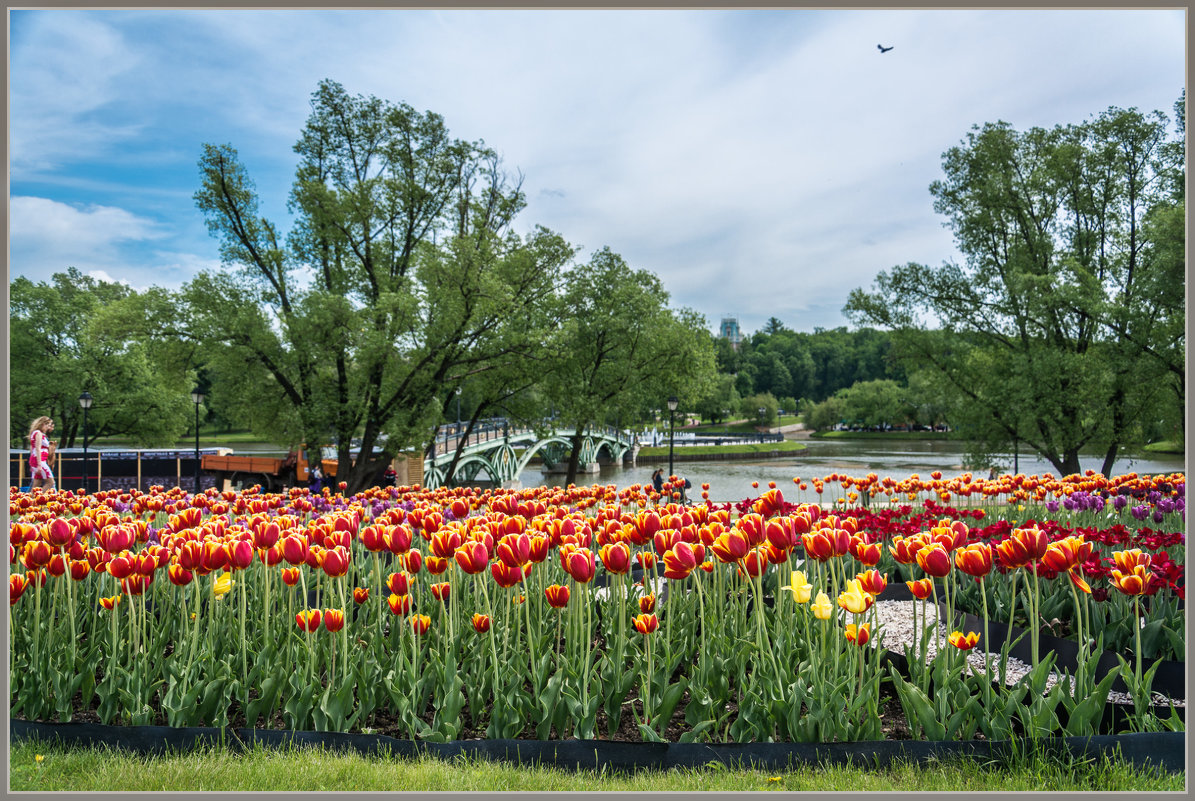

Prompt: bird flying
[{"left": 877, "top": 44, "right": 894, "bottom": 53}]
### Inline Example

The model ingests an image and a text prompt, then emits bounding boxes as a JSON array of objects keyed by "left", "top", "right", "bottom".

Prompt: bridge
[{"left": 423, "top": 421, "right": 638, "bottom": 488}]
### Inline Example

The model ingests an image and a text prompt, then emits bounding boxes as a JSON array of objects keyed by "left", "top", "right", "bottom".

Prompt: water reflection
[{"left": 519, "top": 437, "right": 1186, "bottom": 504}]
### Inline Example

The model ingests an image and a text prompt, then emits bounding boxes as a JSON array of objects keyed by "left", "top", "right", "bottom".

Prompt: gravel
[{"left": 868, "top": 599, "right": 1184, "bottom": 709}]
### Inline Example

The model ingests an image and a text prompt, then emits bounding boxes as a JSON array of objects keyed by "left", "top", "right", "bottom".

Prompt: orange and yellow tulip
[
  {"left": 915, "top": 543, "right": 952, "bottom": 578},
  {"left": 296, "top": 608, "right": 322, "bottom": 632},
  {"left": 633, "top": 612, "right": 659, "bottom": 635},
  {"left": 954, "top": 542, "right": 993, "bottom": 578},
  {"left": 323, "top": 608, "right": 345, "bottom": 633},
  {"left": 948, "top": 631, "right": 980, "bottom": 650},
  {"left": 844, "top": 622, "right": 870, "bottom": 647},
  {"left": 838, "top": 579, "right": 874, "bottom": 614},
  {"left": 387, "top": 593, "right": 412, "bottom": 615},
  {"left": 906, "top": 578, "right": 934, "bottom": 600},
  {"left": 410, "top": 614, "right": 431, "bottom": 635}
]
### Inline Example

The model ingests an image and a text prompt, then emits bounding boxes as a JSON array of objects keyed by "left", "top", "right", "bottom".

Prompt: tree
[
  {"left": 694, "top": 372, "right": 741, "bottom": 425},
  {"left": 10, "top": 269, "right": 198, "bottom": 448},
  {"left": 845, "top": 102, "right": 1184, "bottom": 476},
  {"left": 741, "top": 393, "right": 778, "bottom": 428},
  {"left": 839, "top": 379, "right": 905, "bottom": 429},
  {"left": 542, "top": 247, "right": 716, "bottom": 484},
  {"left": 189, "top": 80, "right": 571, "bottom": 492}
]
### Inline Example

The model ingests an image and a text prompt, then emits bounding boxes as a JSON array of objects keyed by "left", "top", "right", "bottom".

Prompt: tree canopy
[{"left": 845, "top": 100, "right": 1185, "bottom": 476}]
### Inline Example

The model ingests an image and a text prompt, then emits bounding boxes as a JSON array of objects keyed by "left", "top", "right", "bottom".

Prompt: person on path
[{"left": 28, "top": 416, "right": 57, "bottom": 492}]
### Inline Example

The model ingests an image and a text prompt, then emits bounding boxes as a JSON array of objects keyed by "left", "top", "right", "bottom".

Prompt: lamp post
[
  {"left": 191, "top": 387, "right": 205, "bottom": 494},
  {"left": 667, "top": 396, "right": 679, "bottom": 481},
  {"left": 78, "top": 392, "right": 93, "bottom": 493},
  {"left": 759, "top": 407, "right": 766, "bottom": 442},
  {"left": 454, "top": 386, "right": 462, "bottom": 435}
]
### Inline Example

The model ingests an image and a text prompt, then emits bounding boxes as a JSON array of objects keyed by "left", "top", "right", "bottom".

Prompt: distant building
[{"left": 719, "top": 316, "right": 742, "bottom": 350}]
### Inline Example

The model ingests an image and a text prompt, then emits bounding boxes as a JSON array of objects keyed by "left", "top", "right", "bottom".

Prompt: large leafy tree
[
  {"left": 189, "top": 80, "right": 571, "bottom": 492},
  {"left": 845, "top": 102, "right": 1184, "bottom": 476},
  {"left": 10, "top": 269, "right": 198, "bottom": 448},
  {"left": 543, "top": 247, "right": 717, "bottom": 484}
]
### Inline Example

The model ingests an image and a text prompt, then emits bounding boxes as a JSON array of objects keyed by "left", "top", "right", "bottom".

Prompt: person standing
[{"left": 28, "top": 416, "right": 56, "bottom": 492}]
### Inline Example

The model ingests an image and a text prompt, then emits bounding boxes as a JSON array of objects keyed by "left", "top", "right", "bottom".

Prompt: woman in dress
[{"left": 28, "top": 416, "right": 56, "bottom": 492}]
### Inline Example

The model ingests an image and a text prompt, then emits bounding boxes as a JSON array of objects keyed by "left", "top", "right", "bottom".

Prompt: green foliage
[
  {"left": 10, "top": 269, "right": 199, "bottom": 448},
  {"left": 739, "top": 393, "right": 778, "bottom": 427},
  {"left": 845, "top": 101, "right": 1185, "bottom": 476}
]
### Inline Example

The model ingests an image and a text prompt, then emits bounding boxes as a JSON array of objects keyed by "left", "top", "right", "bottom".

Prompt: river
[{"left": 516, "top": 437, "right": 1186, "bottom": 504}]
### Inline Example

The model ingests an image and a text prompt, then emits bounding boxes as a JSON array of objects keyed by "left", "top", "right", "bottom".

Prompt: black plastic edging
[{"left": 10, "top": 719, "right": 1184, "bottom": 774}]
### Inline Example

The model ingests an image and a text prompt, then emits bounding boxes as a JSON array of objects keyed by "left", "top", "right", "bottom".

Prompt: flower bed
[{"left": 8, "top": 471, "right": 1185, "bottom": 745}]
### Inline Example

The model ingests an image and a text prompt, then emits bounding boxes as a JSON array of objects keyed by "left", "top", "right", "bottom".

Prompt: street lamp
[
  {"left": 759, "top": 407, "right": 766, "bottom": 442},
  {"left": 454, "top": 386, "right": 462, "bottom": 435},
  {"left": 190, "top": 387, "right": 205, "bottom": 494},
  {"left": 78, "top": 392, "right": 93, "bottom": 493},
  {"left": 667, "top": 396, "right": 679, "bottom": 482}
]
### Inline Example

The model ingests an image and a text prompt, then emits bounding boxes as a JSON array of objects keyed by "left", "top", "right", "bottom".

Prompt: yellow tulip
[
  {"left": 213, "top": 572, "right": 234, "bottom": 599},
  {"left": 837, "top": 578, "right": 874, "bottom": 615},
  {"left": 811, "top": 591, "right": 833, "bottom": 620},
  {"left": 782, "top": 570, "right": 813, "bottom": 604}
]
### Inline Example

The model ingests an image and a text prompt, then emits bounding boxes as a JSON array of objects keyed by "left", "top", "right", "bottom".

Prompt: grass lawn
[
  {"left": 7, "top": 740, "right": 1183, "bottom": 793},
  {"left": 637, "top": 440, "right": 807, "bottom": 459},
  {"left": 89, "top": 428, "right": 284, "bottom": 450},
  {"left": 810, "top": 430, "right": 953, "bottom": 440},
  {"left": 1143, "top": 440, "right": 1184, "bottom": 455}
]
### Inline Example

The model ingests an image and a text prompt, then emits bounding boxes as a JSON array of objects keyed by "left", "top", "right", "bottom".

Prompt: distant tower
[{"left": 719, "top": 315, "right": 742, "bottom": 350}]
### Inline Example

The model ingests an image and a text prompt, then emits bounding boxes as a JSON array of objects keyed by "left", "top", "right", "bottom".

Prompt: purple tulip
[
  {"left": 1113, "top": 495, "right": 1129, "bottom": 511},
  {"left": 1131, "top": 505, "right": 1149, "bottom": 521},
  {"left": 1046, "top": 500, "right": 1061, "bottom": 513}
]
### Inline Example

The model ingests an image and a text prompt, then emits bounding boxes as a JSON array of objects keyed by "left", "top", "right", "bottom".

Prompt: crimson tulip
[
  {"left": 544, "top": 584, "right": 570, "bottom": 609},
  {"left": 296, "top": 608, "right": 322, "bottom": 632},
  {"left": 387, "top": 593, "right": 412, "bottom": 615},
  {"left": 471, "top": 613, "right": 491, "bottom": 633},
  {"left": 633, "top": 612, "right": 659, "bottom": 635},
  {"left": 323, "top": 608, "right": 345, "bottom": 633}
]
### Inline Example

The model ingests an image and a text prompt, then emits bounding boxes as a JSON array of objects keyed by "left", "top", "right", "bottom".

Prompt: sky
[{"left": 8, "top": 7, "right": 1187, "bottom": 336}]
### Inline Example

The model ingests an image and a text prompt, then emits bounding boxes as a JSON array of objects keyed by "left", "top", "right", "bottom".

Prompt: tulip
[
  {"left": 430, "top": 582, "right": 450, "bottom": 602},
  {"left": 915, "top": 543, "right": 952, "bottom": 578},
  {"left": 454, "top": 541, "right": 490, "bottom": 574},
  {"left": 107, "top": 552, "right": 135, "bottom": 580},
  {"left": 69, "top": 559, "right": 90, "bottom": 582},
  {"left": 638, "top": 592, "right": 657, "bottom": 613},
  {"left": 224, "top": 539, "right": 254, "bottom": 571},
  {"left": 636, "top": 551, "right": 657, "bottom": 571},
  {"left": 811, "top": 591, "right": 833, "bottom": 620},
  {"left": 838, "top": 579, "right": 874, "bottom": 614},
  {"left": 906, "top": 578, "right": 934, "bottom": 600},
  {"left": 633, "top": 612, "right": 659, "bottom": 635},
  {"left": 855, "top": 569, "right": 887, "bottom": 598},
  {"left": 781, "top": 570, "right": 813, "bottom": 603},
  {"left": 386, "top": 571, "right": 410, "bottom": 596},
  {"left": 22, "top": 540, "right": 51, "bottom": 569},
  {"left": 47, "top": 554, "right": 66, "bottom": 577},
  {"left": 213, "top": 572, "right": 234, "bottom": 599},
  {"left": 387, "top": 593, "right": 412, "bottom": 615},
  {"left": 45, "top": 518, "right": 73, "bottom": 548},
  {"left": 280, "top": 567, "right": 301, "bottom": 586},
  {"left": 425, "top": 556, "right": 449, "bottom": 575},
  {"left": 281, "top": 534, "right": 309, "bottom": 566},
  {"left": 563, "top": 548, "right": 596, "bottom": 584},
  {"left": 544, "top": 584, "right": 570, "bottom": 609},
  {"left": 321, "top": 546, "right": 351, "bottom": 578},
  {"left": 323, "top": 608, "right": 345, "bottom": 633},
  {"left": 490, "top": 561, "right": 526, "bottom": 588},
  {"left": 410, "top": 614, "right": 431, "bottom": 635},
  {"left": 296, "top": 608, "right": 322, "bottom": 632},
  {"left": 888, "top": 534, "right": 926, "bottom": 564},
  {"left": 711, "top": 530, "right": 750, "bottom": 563},
  {"left": 848, "top": 537, "right": 883, "bottom": 567},
  {"left": 1110, "top": 564, "right": 1151, "bottom": 596},
  {"left": 1111, "top": 548, "right": 1152, "bottom": 573},
  {"left": 471, "top": 613, "right": 491, "bottom": 634},
  {"left": 844, "top": 622, "right": 870, "bottom": 647},
  {"left": 168, "top": 564, "right": 193, "bottom": 586},
  {"left": 99, "top": 595, "right": 122, "bottom": 611},
  {"left": 954, "top": 542, "right": 993, "bottom": 578},
  {"left": 385, "top": 525, "right": 413, "bottom": 555},
  {"left": 353, "top": 587, "right": 370, "bottom": 604},
  {"left": 404, "top": 549, "right": 423, "bottom": 574},
  {"left": 10, "top": 574, "right": 29, "bottom": 605},
  {"left": 599, "top": 542, "right": 631, "bottom": 575},
  {"left": 948, "top": 630, "right": 980, "bottom": 651}
]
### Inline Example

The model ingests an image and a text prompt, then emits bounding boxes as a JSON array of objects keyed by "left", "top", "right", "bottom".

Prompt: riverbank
[
  {"left": 809, "top": 430, "right": 953, "bottom": 440},
  {"left": 636, "top": 440, "right": 807, "bottom": 462}
]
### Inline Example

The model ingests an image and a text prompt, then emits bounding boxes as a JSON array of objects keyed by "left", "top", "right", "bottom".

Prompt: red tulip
[
  {"left": 430, "top": 582, "right": 450, "bottom": 602},
  {"left": 281, "top": 534, "right": 309, "bottom": 566},
  {"left": 845, "top": 623, "right": 870, "bottom": 647},
  {"left": 490, "top": 561, "right": 526, "bottom": 588},
  {"left": 632, "top": 613, "right": 659, "bottom": 635},
  {"left": 22, "top": 540, "right": 52, "bottom": 569},
  {"left": 47, "top": 554, "right": 66, "bottom": 577},
  {"left": 410, "top": 614, "right": 431, "bottom": 635},
  {"left": 711, "top": 530, "right": 750, "bottom": 563},
  {"left": 253, "top": 521, "right": 282, "bottom": 550},
  {"left": 563, "top": 548, "right": 596, "bottom": 584},
  {"left": 544, "top": 584, "right": 570, "bottom": 609},
  {"left": 10, "top": 574, "right": 29, "bottom": 605},
  {"left": 296, "top": 608, "right": 322, "bottom": 632},
  {"left": 168, "top": 563, "right": 194, "bottom": 586},
  {"left": 906, "top": 578, "right": 934, "bottom": 600},
  {"left": 385, "top": 524, "right": 414, "bottom": 555},
  {"left": 107, "top": 552, "right": 135, "bottom": 580},
  {"left": 915, "top": 543, "right": 952, "bottom": 578},
  {"left": 321, "top": 546, "right": 351, "bottom": 578},
  {"left": 471, "top": 613, "right": 491, "bottom": 634},
  {"left": 225, "top": 539, "right": 254, "bottom": 571},
  {"left": 454, "top": 541, "right": 490, "bottom": 575},
  {"left": 323, "top": 608, "right": 345, "bottom": 633},
  {"left": 954, "top": 542, "right": 993, "bottom": 578},
  {"left": 599, "top": 542, "right": 631, "bottom": 575},
  {"left": 425, "top": 555, "right": 449, "bottom": 575},
  {"left": 69, "top": 559, "right": 90, "bottom": 582},
  {"left": 280, "top": 567, "right": 301, "bottom": 586},
  {"left": 849, "top": 537, "right": 883, "bottom": 567},
  {"left": 638, "top": 593, "right": 656, "bottom": 613},
  {"left": 386, "top": 571, "right": 409, "bottom": 596},
  {"left": 404, "top": 549, "right": 423, "bottom": 575},
  {"left": 353, "top": 587, "right": 370, "bottom": 604},
  {"left": 948, "top": 630, "right": 980, "bottom": 651},
  {"left": 45, "top": 518, "right": 73, "bottom": 548},
  {"left": 387, "top": 593, "right": 412, "bottom": 615},
  {"left": 856, "top": 569, "right": 888, "bottom": 597}
]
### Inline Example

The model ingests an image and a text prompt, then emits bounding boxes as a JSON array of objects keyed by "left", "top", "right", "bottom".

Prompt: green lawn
[
  {"left": 1143, "top": 440, "right": 1184, "bottom": 455},
  {"left": 810, "top": 430, "right": 953, "bottom": 440},
  {"left": 638, "top": 440, "right": 807, "bottom": 459},
  {"left": 7, "top": 740, "right": 1183, "bottom": 793}
]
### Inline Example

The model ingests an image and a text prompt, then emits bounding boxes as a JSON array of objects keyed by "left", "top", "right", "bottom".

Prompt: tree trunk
[
  {"left": 564, "top": 425, "right": 585, "bottom": 486},
  {"left": 445, "top": 411, "right": 484, "bottom": 486}
]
